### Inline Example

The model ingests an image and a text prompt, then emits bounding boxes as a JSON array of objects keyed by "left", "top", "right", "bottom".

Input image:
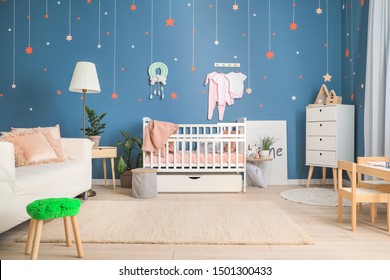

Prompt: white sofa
[{"left": 0, "top": 138, "right": 93, "bottom": 234}]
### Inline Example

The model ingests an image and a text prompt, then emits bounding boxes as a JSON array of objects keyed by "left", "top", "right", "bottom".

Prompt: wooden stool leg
[
  {"left": 71, "top": 216, "right": 84, "bottom": 258},
  {"left": 25, "top": 219, "right": 37, "bottom": 255},
  {"left": 332, "top": 168, "right": 338, "bottom": 192},
  {"left": 31, "top": 220, "right": 43, "bottom": 260},
  {"left": 306, "top": 166, "right": 314, "bottom": 188},
  {"left": 63, "top": 217, "right": 72, "bottom": 247},
  {"left": 351, "top": 200, "right": 357, "bottom": 231},
  {"left": 103, "top": 159, "right": 107, "bottom": 187},
  {"left": 338, "top": 193, "right": 343, "bottom": 223}
]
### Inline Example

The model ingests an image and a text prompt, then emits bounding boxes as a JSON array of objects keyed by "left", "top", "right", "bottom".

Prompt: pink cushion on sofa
[
  {"left": 13, "top": 132, "right": 57, "bottom": 165},
  {"left": 11, "top": 124, "right": 67, "bottom": 162}
]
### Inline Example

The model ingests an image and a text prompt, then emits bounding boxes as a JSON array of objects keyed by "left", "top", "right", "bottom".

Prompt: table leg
[
  {"left": 111, "top": 157, "right": 116, "bottom": 189},
  {"left": 306, "top": 166, "right": 314, "bottom": 188},
  {"left": 103, "top": 159, "right": 107, "bottom": 187}
]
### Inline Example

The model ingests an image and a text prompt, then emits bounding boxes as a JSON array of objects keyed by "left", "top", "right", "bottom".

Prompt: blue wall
[{"left": 0, "top": 0, "right": 353, "bottom": 180}]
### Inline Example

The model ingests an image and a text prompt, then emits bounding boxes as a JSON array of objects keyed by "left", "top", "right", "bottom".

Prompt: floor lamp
[{"left": 69, "top": 61, "right": 101, "bottom": 197}]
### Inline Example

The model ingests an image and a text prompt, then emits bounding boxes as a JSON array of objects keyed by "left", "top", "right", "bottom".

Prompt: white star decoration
[
  {"left": 291, "top": 95, "right": 297, "bottom": 101},
  {"left": 233, "top": 4, "right": 239, "bottom": 11},
  {"left": 97, "top": 44, "right": 102, "bottom": 49},
  {"left": 66, "top": 34, "right": 72, "bottom": 41},
  {"left": 316, "top": 8, "right": 323, "bottom": 15},
  {"left": 11, "top": 84, "right": 16, "bottom": 89},
  {"left": 214, "top": 40, "right": 219, "bottom": 45}
]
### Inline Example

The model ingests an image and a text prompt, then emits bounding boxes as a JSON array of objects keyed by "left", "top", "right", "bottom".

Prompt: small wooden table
[{"left": 92, "top": 146, "right": 117, "bottom": 189}]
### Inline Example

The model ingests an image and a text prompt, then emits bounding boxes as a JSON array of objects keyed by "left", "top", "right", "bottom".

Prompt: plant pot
[
  {"left": 120, "top": 171, "right": 132, "bottom": 188},
  {"left": 260, "top": 150, "right": 270, "bottom": 158},
  {"left": 88, "top": 136, "right": 101, "bottom": 147}
]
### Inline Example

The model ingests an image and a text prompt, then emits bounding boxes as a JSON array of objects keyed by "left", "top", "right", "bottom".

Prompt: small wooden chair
[
  {"left": 25, "top": 198, "right": 84, "bottom": 260},
  {"left": 337, "top": 160, "right": 390, "bottom": 232}
]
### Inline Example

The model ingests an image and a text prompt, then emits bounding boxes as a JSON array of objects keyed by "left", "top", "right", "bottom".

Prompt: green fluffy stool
[{"left": 25, "top": 198, "right": 84, "bottom": 260}]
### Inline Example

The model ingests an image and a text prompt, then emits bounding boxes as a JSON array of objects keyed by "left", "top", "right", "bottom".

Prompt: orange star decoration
[
  {"left": 345, "top": 49, "right": 349, "bottom": 58},
  {"left": 232, "top": 4, "right": 239, "bottom": 11},
  {"left": 289, "top": 22, "right": 298, "bottom": 31},
  {"left": 350, "top": 93, "right": 354, "bottom": 100},
  {"left": 25, "top": 46, "right": 33, "bottom": 55},
  {"left": 323, "top": 73, "right": 332, "bottom": 82},
  {"left": 171, "top": 92, "right": 177, "bottom": 99},
  {"left": 191, "top": 65, "right": 196, "bottom": 71},
  {"left": 316, "top": 8, "right": 322, "bottom": 15},
  {"left": 112, "top": 93, "right": 118, "bottom": 99},
  {"left": 246, "top": 88, "right": 252, "bottom": 94},
  {"left": 87, "top": 0, "right": 92, "bottom": 4},
  {"left": 266, "top": 51, "right": 274, "bottom": 59},
  {"left": 57, "top": 90, "right": 62, "bottom": 95},
  {"left": 361, "top": 0, "right": 365, "bottom": 7},
  {"left": 130, "top": 4, "right": 136, "bottom": 11},
  {"left": 44, "top": 14, "right": 49, "bottom": 19},
  {"left": 166, "top": 17, "right": 174, "bottom": 26}
]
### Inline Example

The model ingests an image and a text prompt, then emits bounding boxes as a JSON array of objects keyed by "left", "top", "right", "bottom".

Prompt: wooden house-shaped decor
[
  {"left": 326, "top": 90, "right": 342, "bottom": 105},
  {"left": 313, "top": 84, "right": 330, "bottom": 105}
]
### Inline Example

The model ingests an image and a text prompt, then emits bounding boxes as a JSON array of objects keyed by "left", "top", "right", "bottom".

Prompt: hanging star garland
[
  {"left": 25, "top": 0, "right": 33, "bottom": 54},
  {"left": 323, "top": 0, "right": 331, "bottom": 82},
  {"left": 345, "top": 0, "right": 349, "bottom": 57},
  {"left": 44, "top": 0, "right": 49, "bottom": 18},
  {"left": 246, "top": 0, "right": 251, "bottom": 94},
  {"left": 316, "top": 0, "right": 322, "bottom": 14},
  {"left": 191, "top": 0, "right": 196, "bottom": 71},
  {"left": 66, "top": 0, "right": 72, "bottom": 41},
  {"left": 350, "top": 0, "right": 354, "bottom": 100},
  {"left": 233, "top": 0, "right": 238, "bottom": 11},
  {"left": 166, "top": 0, "right": 174, "bottom": 26},
  {"left": 112, "top": 0, "right": 118, "bottom": 99},
  {"left": 130, "top": 0, "right": 136, "bottom": 11},
  {"left": 290, "top": 0, "right": 298, "bottom": 31},
  {"left": 266, "top": 0, "right": 274, "bottom": 59},
  {"left": 97, "top": 0, "right": 101, "bottom": 48},
  {"left": 11, "top": 0, "right": 16, "bottom": 88},
  {"left": 214, "top": 0, "right": 219, "bottom": 45}
]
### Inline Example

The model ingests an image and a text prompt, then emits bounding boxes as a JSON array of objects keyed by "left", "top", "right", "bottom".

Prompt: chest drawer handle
[
  {"left": 319, "top": 124, "right": 322, "bottom": 127},
  {"left": 320, "top": 153, "right": 322, "bottom": 156},
  {"left": 319, "top": 109, "right": 322, "bottom": 112},
  {"left": 320, "top": 138, "right": 322, "bottom": 141}
]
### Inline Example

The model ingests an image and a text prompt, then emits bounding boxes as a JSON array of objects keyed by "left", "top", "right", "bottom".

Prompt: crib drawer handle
[{"left": 189, "top": 176, "right": 201, "bottom": 180}]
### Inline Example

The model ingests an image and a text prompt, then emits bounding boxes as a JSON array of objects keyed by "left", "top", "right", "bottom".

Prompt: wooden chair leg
[
  {"left": 25, "top": 219, "right": 37, "bottom": 255},
  {"left": 351, "top": 200, "right": 357, "bottom": 231},
  {"left": 338, "top": 194, "right": 343, "bottom": 223},
  {"left": 370, "top": 203, "right": 377, "bottom": 223},
  {"left": 71, "top": 216, "right": 84, "bottom": 258},
  {"left": 31, "top": 220, "right": 43, "bottom": 260},
  {"left": 322, "top": 167, "right": 326, "bottom": 186},
  {"left": 332, "top": 168, "right": 338, "bottom": 192},
  {"left": 358, "top": 202, "right": 363, "bottom": 212},
  {"left": 63, "top": 217, "right": 72, "bottom": 247}
]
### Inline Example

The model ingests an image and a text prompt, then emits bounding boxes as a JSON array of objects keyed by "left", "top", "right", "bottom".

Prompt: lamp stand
[{"left": 81, "top": 89, "right": 96, "bottom": 198}]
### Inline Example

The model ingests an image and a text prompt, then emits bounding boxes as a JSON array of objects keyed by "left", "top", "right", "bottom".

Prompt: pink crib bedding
[{"left": 145, "top": 151, "right": 245, "bottom": 166}]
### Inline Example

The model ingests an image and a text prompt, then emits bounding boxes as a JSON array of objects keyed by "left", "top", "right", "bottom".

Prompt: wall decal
[
  {"left": 148, "top": 62, "right": 168, "bottom": 100},
  {"left": 246, "top": 0, "right": 252, "bottom": 94},
  {"left": 97, "top": 0, "right": 101, "bottom": 48},
  {"left": 25, "top": 0, "right": 33, "bottom": 55},
  {"left": 349, "top": 0, "right": 354, "bottom": 100},
  {"left": 66, "top": 0, "right": 72, "bottom": 41},
  {"left": 289, "top": 0, "right": 298, "bottom": 31},
  {"left": 11, "top": 0, "right": 16, "bottom": 89},
  {"left": 316, "top": 0, "right": 322, "bottom": 15},
  {"left": 112, "top": 0, "right": 118, "bottom": 99},
  {"left": 130, "top": 0, "right": 136, "bottom": 11},
  {"left": 344, "top": 0, "right": 349, "bottom": 57},
  {"left": 266, "top": 0, "right": 274, "bottom": 59},
  {"left": 233, "top": 0, "right": 238, "bottom": 11},
  {"left": 166, "top": 0, "right": 174, "bottom": 26},
  {"left": 323, "top": 0, "right": 332, "bottom": 82}
]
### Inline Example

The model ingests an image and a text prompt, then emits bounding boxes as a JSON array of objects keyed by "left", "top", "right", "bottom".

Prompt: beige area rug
[{"left": 17, "top": 200, "right": 313, "bottom": 245}]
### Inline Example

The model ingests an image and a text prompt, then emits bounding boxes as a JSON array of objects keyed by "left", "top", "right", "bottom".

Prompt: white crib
[{"left": 142, "top": 117, "right": 247, "bottom": 192}]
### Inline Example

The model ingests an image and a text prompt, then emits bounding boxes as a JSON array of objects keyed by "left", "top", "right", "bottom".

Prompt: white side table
[{"left": 92, "top": 146, "right": 117, "bottom": 189}]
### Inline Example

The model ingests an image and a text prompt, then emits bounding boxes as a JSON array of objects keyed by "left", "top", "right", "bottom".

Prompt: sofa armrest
[
  {"left": 61, "top": 138, "right": 94, "bottom": 162},
  {"left": 0, "top": 141, "right": 16, "bottom": 184}
]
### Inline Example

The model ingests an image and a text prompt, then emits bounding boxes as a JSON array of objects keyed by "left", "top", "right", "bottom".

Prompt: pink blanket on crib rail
[{"left": 142, "top": 120, "right": 179, "bottom": 153}]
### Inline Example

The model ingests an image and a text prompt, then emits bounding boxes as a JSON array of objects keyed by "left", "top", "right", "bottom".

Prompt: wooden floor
[{"left": 1, "top": 184, "right": 389, "bottom": 260}]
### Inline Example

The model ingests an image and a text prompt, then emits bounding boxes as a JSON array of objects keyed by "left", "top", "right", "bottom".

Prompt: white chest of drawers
[{"left": 305, "top": 104, "right": 354, "bottom": 190}]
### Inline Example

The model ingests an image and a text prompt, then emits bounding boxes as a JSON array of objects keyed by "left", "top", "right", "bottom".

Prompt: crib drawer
[{"left": 157, "top": 174, "right": 242, "bottom": 192}]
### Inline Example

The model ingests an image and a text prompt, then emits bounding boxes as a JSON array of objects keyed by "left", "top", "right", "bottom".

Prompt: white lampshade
[{"left": 69, "top": 61, "right": 101, "bottom": 93}]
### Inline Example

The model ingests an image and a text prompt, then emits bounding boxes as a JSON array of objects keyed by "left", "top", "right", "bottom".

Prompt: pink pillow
[
  {"left": 1, "top": 131, "right": 58, "bottom": 166},
  {"left": 12, "top": 124, "right": 67, "bottom": 162}
]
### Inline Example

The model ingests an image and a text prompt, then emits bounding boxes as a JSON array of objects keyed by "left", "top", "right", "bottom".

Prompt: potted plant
[
  {"left": 259, "top": 135, "right": 276, "bottom": 158},
  {"left": 84, "top": 106, "right": 107, "bottom": 147},
  {"left": 116, "top": 130, "right": 143, "bottom": 188}
]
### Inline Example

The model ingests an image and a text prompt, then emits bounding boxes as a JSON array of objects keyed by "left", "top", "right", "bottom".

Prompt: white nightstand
[{"left": 92, "top": 146, "right": 117, "bottom": 189}]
